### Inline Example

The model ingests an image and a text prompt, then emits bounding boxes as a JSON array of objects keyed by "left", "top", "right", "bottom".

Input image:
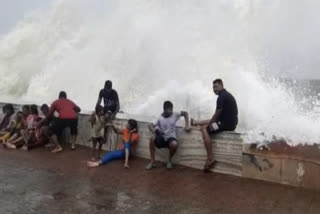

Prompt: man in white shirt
[{"left": 146, "top": 101, "right": 190, "bottom": 170}]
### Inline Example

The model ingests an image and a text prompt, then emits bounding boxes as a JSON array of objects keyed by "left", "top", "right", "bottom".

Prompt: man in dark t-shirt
[
  {"left": 191, "top": 79, "right": 238, "bottom": 172},
  {"left": 96, "top": 80, "right": 120, "bottom": 120}
]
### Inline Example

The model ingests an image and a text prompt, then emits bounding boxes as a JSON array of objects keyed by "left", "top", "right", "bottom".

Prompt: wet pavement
[{"left": 0, "top": 146, "right": 319, "bottom": 214}]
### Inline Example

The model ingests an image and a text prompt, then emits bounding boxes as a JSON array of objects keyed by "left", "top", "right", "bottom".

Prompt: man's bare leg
[
  {"left": 167, "top": 140, "right": 178, "bottom": 169},
  {"left": 146, "top": 137, "right": 156, "bottom": 170},
  {"left": 124, "top": 148, "right": 130, "bottom": 168},
  {"left": 191, "top": 119, "right": 210, "bottom": 126},
  {"left": 51, "top": 135, "right": 63, "bottom": 153},
  {"left": 200, "top": 126, "right": 215, "bottom": 167},
  {"left": 71, "top": 135, "right": 77, "bottom": 150}
]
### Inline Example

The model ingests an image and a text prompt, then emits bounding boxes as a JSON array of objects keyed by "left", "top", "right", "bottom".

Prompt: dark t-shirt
[
  {"left": 216, "top": 89, "right": 238, "bottom": 130},
  {"left": 99, "top": 89, "right": 119, "bottom": 113}
]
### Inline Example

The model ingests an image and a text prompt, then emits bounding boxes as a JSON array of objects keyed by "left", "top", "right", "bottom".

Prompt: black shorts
[
  {"left": 206, "top": 122, "right": 235, "bottom": 135},
  {"left": 206, "top": 122, "right": 222, "bottom": 135},
  {"left": 155, "top": 136, "right": 177, "bottom": 148},
  {"left": 51, "top": 118, "right": 78, "bottom": 137}
]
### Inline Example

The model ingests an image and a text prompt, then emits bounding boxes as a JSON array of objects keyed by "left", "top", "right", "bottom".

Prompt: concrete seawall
[{"left": 1, "top": 103, "right": 320, "bottom": 191}]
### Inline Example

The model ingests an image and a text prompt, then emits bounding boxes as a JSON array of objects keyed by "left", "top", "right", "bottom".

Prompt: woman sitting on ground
[
  {"left": 0, "top": 104, "right": 15, "bottom": 134},
  {"left": 87, "top": 119, "right": 139, "bottom": 169},
  {"left": 6, "top": 105, "right": 41, "bottom": 149},
  {"left": 0, "top": 111, "right": 24, "bottom": 144}
]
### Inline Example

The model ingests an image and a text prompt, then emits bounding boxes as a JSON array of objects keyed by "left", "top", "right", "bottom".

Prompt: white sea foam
[{"left": 0, "top": 0, "right": 319, "bottom": 145}]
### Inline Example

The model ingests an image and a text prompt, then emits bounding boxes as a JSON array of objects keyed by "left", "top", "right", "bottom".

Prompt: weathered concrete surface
[
  {"left": 1, "top": 146, "right": 320, "bottom": 214},
  {"left": 243, "top": 143, "right": 320, "bottom": 191}
]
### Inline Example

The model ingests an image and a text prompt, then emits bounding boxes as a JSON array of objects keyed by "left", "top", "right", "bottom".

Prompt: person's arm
[
  {"left": 73, "top": 104, "right": 81, "bottom": 113},
  {"left": 107, "top": 124, "right": 123, "bottom": 134},
  {"left": 111, "top": 91, "right": 120, "bottom": 119},
  {"left": 96, "top": 90, "right": 103, "bottom": 108},
  {"left": 180, "top": 111, "right": 190, "bottom": 132}
]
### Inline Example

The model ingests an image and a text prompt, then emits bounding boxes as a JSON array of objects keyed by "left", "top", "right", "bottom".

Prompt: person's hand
[
  {"left": 130, "top": 128, "right": 137, "bottom": 133},
  {"left": 110, "top": 113, "right": 116, "bottom": 120}
]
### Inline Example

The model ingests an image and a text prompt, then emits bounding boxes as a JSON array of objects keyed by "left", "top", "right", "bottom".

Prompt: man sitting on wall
[{"left": 191, "top": 79, "right": 238, "bottom": 172}]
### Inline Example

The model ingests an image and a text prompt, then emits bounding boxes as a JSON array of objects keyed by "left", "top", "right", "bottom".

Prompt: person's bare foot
[
  {"left": 71, "top": 144, "right": 76, "bottom": 150},
  {"left": 203, "top": 159, "right": 216, "bottom": 173},
  {"left": 21, "top": 145, "right": 29, "bottom": 151},
  {"left": 5, "top": 143, "right": 16, "bottom": 150},
  {"left": 51, "top": 146, "right": 63, "bottom": 153},
  {"left": 124, "top": 163, "right": 130, "bottom": 169},
  {"left": 87, "top": 161, "right": 100, "bottom": 168},
  {"left": 45, "top": 143, "right": 55, "bottom": 148}
]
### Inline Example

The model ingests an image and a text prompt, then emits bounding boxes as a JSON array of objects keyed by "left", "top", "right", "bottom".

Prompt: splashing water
[{"left": 0, "top": 0, "right": 319, "bottom": 145}]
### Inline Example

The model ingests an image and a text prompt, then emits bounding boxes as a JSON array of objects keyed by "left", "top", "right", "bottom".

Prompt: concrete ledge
[{"left": 1, "top": 102, "right": 320, "bottom": 191}]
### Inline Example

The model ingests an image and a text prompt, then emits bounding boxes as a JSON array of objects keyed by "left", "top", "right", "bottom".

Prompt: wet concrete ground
[{"left": 0, "top": 146, "right": 319, "bottom": 214}]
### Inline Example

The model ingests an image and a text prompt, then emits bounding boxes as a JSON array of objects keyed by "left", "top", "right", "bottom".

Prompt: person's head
[
  {"left": 213, "top": 79, "right": 224, "bottom": 95},
  {"left": 22, "top": 105, "right": 30, "bottom": 116},
  {"left": 16, "top": 111, "right": 24, "bottom": 121},
  {"left": 4, "top": 104, "right": 14, "bottom": 115},
  {"left": 163, "top": 101, "right": 173, "bottom": 118},
  {"left": 95, "top": 105, "right": 104, "bottom": 116},
  {"left": 59, "top": 91, "right": 67, "bottom": 99},
  {"left": 40, "top": 104, "right": 49, "bottom": 116},
  {"left": 30, "top": 104, "right": 39, "bottom": 115},
  {"left": 104, "top": 80, "right": 112, "bottom": 91},
  {"left": 127, "top": 119, "right": 138, "bottom": 132}
]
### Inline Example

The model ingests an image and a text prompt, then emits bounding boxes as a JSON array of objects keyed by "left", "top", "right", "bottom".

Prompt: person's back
[
  {"left": 51, "top": 98, "right": 78, "bottom": 119},
  {"left": 217, "top": 89, "right": 238, "bottom": 130}
]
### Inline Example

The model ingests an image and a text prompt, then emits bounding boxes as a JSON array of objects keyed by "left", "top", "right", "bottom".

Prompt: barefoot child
[
  {"left": 89, "top": 105, "right": 105, "bottom": 160},
  {"left": 87, "top": 119, "right": 139, "bottom": 169}
]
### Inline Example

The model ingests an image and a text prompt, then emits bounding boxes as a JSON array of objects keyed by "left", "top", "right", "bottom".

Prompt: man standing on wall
[
  {"left": 191, "top": 79, "right": 238, "bottom": 172},
  {"left": 96, "top": 80, "right": 120, "bottom": 149}
]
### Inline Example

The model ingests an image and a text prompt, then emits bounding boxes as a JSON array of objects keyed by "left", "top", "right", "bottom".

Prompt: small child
[
  {"left": 89, "top": 105, "right": 105, "bottom": 160},
  {"left": 87, "top": 119, "right": 139, "bottom": 169}
]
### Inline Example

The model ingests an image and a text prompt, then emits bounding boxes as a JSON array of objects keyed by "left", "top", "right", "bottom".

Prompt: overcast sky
[
  {"left": 0, "top": 0, "right": 318, "bottom": 79},
  {"left": 0, "top": 0, "right": 53, "bottom": 35}
]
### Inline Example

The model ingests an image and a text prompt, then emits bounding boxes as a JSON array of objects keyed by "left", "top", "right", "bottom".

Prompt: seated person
[
  {"left": 6, "top": 105, "right": 41, "bottom": 149},
  {"left": 1, "top": 111, "right": 24, "bottom": 145},
  {"left": 0, "top": 104, "right": 15, "bottom": 134},
  {"left": 146, "top": 101, "right": 190, "bottom": 170},
  {"left": 87, "top": 119, "right": 139, "bottom": 169},
  {"left": 191, "top": 79, "right": 238, "bottom": 172}
]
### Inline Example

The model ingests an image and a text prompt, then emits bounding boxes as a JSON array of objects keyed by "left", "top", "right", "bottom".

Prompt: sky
[
  {"left": 0, "top": 0, "right": 318, "bottom": 80},
  {"left": 0, "top": 0, "right": 53, "bottom": 35}
]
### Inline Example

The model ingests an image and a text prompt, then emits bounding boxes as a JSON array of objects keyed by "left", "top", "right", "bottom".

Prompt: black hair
[
  {"left": 40, "top": 104, "right": 49, "bottom": 111},
  {"left": 104, "top": 80, "right": 112, "bottom": 89},
  {"left": 16, "top": 111, "right": 24, "bottom": 121},
  {"left": 59, "top": 91, "right": 67, "bottom": 99},
  {"left": 213, "top": 79, "right": 224, "bottom": 86},
  {"left": 30, "top": 104, "right": 39, "bottom": 115},
  {"left": 4, "top": 104, "right": 14, "bottom": 114},
  {"left": 95, "top": 105, "right": 104, "bottom": 114},
  {"left": 128, "top": 119, "right": 138, "bottom": 132},
  {"left": 163, "top": 101, "right": 173, "bottom": 110},
  {"left": 22, "top": 105, "right": 30, "bottom": 112}
]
